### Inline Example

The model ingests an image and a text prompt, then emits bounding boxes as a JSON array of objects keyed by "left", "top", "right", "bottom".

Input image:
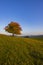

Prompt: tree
[{"left": 5, "top": 22, "right": 22, "bottom": 36}]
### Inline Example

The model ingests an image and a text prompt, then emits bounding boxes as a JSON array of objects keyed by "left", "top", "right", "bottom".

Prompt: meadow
[{"left": 0, "top": 34, "right": 43, "bottom": 65}]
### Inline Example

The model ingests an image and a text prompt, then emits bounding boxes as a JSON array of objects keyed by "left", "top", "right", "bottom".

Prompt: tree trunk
[{"left": 12, "top": 33, "right": 14, "bottom": 36}]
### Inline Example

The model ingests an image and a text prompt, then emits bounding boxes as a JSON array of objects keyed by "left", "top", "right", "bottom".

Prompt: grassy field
[
  {"left": 31, "top": 37, "right": 43, "bottom": 41},
  {"left": 0, "top": 34, "right": 43, "bottom": 65}
]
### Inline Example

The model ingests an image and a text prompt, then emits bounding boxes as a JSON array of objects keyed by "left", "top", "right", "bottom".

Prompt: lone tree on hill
[{"left": 5, "top": 22, "right": 22, "bottom": 36}]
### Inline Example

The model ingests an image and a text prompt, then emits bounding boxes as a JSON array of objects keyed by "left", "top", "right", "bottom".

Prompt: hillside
[{"left": 0, "top": 34, "right": 43, "bottom": 65}]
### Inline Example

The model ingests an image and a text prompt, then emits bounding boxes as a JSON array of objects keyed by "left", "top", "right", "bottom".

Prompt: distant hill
[
  {"left": 30, "top": 35, "right": 43, "bottom": 38},
  {"left": 19, "top": 35, "right": 43, "bottom": 38}
]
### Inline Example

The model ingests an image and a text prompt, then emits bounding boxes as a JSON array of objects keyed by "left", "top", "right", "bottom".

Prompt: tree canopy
[{"left": 5, "top": 22, "right": 22, "bottom": 36}]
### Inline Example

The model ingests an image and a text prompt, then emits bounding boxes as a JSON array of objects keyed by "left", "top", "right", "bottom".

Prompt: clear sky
[{"left": 0, "top": 0, "right": 43, "bottom": 35}]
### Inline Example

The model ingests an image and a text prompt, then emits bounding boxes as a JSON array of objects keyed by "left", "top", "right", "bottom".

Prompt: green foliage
[{"left": 0, "top": 34, "right": 43, "bottom": 65}]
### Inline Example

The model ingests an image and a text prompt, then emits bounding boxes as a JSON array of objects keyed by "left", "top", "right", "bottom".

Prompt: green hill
[{"left": 0, "top": 34, "right": 43, "bottom": 65}]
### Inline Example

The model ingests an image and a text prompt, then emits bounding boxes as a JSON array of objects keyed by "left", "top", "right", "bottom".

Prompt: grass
[
  {"left": 0, "top": 34, "right": 43, "bottom": 65},
  {"left": 31, "top": 37, "right": 43, "bottom": 41}
]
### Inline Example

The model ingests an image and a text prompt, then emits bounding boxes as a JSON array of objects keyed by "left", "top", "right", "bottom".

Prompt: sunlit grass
[{"left": 0, "top": 34, "right": 43, "bottom": 65}]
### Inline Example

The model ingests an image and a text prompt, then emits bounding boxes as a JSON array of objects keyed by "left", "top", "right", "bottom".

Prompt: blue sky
[{"left": 0, "top": 0, "right": 43, "bottom": 35}]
